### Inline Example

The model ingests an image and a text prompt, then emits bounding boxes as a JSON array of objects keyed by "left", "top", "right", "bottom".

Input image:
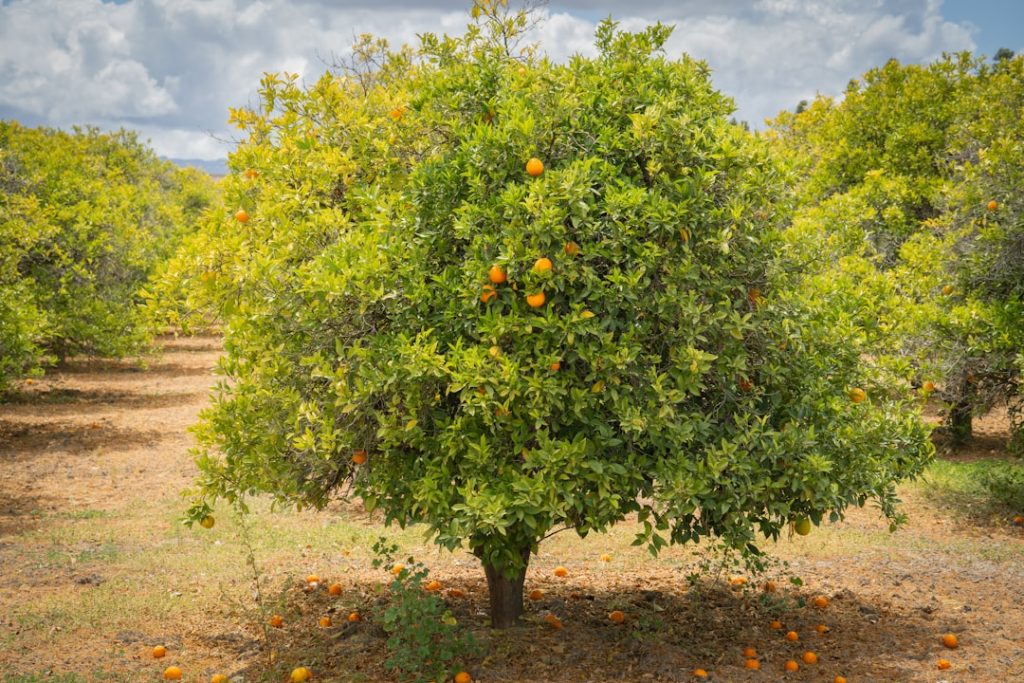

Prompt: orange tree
[
  {"left": 180, "top": 3, "right": 931, "bottom": 627},
  {"left": 0, "top": 121, "right": 215, "bottom": 390}
]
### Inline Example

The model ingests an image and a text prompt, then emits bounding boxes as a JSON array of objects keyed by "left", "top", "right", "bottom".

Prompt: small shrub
[
  {"left": 981, "top": 463, "right": 1024, "bottom": 509},
  {"left": 372, "top": 539, "right": 479, "bottom": 683}
]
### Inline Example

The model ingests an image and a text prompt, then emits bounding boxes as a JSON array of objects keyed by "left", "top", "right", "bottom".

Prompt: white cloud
[{"left": 0, "top": 0, "right": 977, "bottom": 158}]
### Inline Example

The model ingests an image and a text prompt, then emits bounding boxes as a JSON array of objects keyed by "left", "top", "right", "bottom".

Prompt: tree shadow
[
  {"left": 0, "top": 418, "right": 166, "bottom": 461},
  {"left": 1, "top": 388, "right": 205, "bottom": 415},
  {"left": 235, "top": 578, "right": 942, "bottom": 682}
]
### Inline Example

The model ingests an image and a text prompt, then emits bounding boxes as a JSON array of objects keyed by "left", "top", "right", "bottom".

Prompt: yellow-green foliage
[
  {"left": 167, "top": 4, "right": 931, "bottom": 625},
  {"left": 0, "top": 122, "right": 215, "bottom": 388}
]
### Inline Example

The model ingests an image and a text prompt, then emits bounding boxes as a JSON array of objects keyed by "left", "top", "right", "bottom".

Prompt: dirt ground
[{"left": 1, "top": 336, "right": 1022, "bottom": 682}]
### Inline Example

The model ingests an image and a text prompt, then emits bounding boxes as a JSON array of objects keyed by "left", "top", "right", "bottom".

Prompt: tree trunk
[
  {"left": 479, "top": 547, "right": 530, "bottom": 629},
  {"left": 950, "top": 397, "right": 973, "bottom": 446}
]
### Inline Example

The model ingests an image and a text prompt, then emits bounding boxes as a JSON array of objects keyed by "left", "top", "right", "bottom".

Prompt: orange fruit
[
  {"left": 599, "top": 553, "right": 612, "bottom": 562},
  {"left": 564, "top": 241, "right": 581, "bottom": 256},
  {"left": 425, "top": 580, "right": 442, "bottom": 592},
  {"left": 848, "top": 387, "right": 866, "bottom": 403},
  {"left": 526, "top": 158, "right": 544, "bottom": 177},
  {"left": 941, "top": 284, "right": 954, "bottom": 296},
  {"left": 448, "top": 588, "right": 465, "bottom": 598},
  {"left": 742, "top": 647, "right": 757, "bottom": 658},
  {"left": 391, "top": 564, "right": 404, "bottom": 576},
  {"left": 738, "top": 379, "right": 754, "bottom": 392},
  {"left": 813, "top": 596, "right": 829, "bottom": 608},
  {"left": 745, "top": 658, "right": 760, "bottom": 670},
  {"left": 389, "top": 107, "right": 403, "bottom": 121},
  {"left": 730, "top": 576, "right": 747, "bottom": 587},
  {"left": 608, "top": 610, "right": 625, "bottom": 623},
  {"left": 834, "top": 677, "right": 847, "bottom": 683},
  {"left": 290, "top": 667, "right": 312, "bottom": 682},
  {"left": 481, "top": 285, "right": 497, "bottom": 303},
  {"left": 941, "top": 633, "right": 958, "bottom": 649},
  {"left": 786, "top": 630, "right": 799, "bottom": 642},
  {"left": 328, "top": 582, "right": 343, "bottom": 596},
  {"left": 152, "top": 645, "right": 167, "bottom": 658},
  {"left": 748, "top": 288, "right": 762, "bottom": 303},
  {"left": 763, "top": 580, "right": 777, "bottom": 592},
  {"left": 234, "top": 209, "right": 249, "bottom": 223},
  {"left": 794, "top": 517, "right": 812, "bottom": 535},
  {"left": 319, "top": 616, "right": 332, "bottom": 627},
  {"left": 1013, "top": 514, "right": 1024, "bottom": 525},
  {"left": 987, "top": 199, "right": 998, "bottom": 211},
  {"left": 526, "top": 291, "right": 546, "bottom": 308},
  {"left": 488, "top": 265, "right": 507, "bottom": 284},
  {"left": 212, "top": 676, "right": 229, "bottom": 683},
  {"left": 770, "top": 620, "right": 783, "bottom": 630},
  {"left": 347, "top": 611, "right": 360, "bottom": 622},
  {"left": 693, "top": 669, "right": 708, "bottom": 679},
  {"left": 802, "top": 651, "right": 818, "bottom": 665},
  {"left": 815, "top": 623, "right": 831, "bottom": 635},
  {"left": 549, "top": 361, "right": 561, "bottom": 371},
  {"left": 269, "top": 614, "right": 284, "bottom": 628},
  {"left": 784, "top": 660, "right": 799, "bottom": 673},
  {"left": 352, "top": 449, "right": 368, "bottom": 465},
  {"left": 454, "top": 673, "right": 472, "bottom": 683},
  {"left": 306, "top": 574, "right": 320, "bottom": 585},
  {"left": 532, "top": 257, "right": 553, "bottom": 274},
  {"left": 553, "top": 566, "right": 568, "bottom": 577},
  {"left": 163, "top": 667, "right": 183, "bottom": 680},
  {"left": 937, "top": 659, "right": 951, "bottom": 670},
  {"left": 544, "top": 613, "right": 563, "bottom": 629},
  {"left": 922, "top": 380, "right": 935, "bottom": 393},
  {"left": 243, "top": 168, "right": 259, "bottom": 179},
  {"left": 199, "top": 515, "right": 215, "bottom": 529},
  {"left": 528, "top": 589, "right": 544, "bottom": 600}
]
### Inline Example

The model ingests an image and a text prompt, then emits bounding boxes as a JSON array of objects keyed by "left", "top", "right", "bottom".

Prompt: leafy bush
[
  {"left": 372, "top": 540, "right": 479, "bottom": 683},
  {"left": 981, "top": 463, "right": 1024, "bottom": 509},
  {"left": 0, "top": 121, "right": 215, "bottom": 390},
  {"left": 179, "top": 2, "right": 932, "bottom": 627}
]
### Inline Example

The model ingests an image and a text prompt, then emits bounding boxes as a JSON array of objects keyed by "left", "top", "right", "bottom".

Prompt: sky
[{"left": 1, "top": 0, "right": 1020, "bottom": 164}]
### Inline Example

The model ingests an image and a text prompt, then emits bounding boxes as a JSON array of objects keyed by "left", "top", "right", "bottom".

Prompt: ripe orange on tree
[
  {"left": 481, "top": 285, "right": 497, "bottom": 303},
  {"left": 532, "top": 257, "right": 553, "bottom": 274},
  {"left": 488, "top": 265, "right": 507, "bottom": 284},
  {"left": 941, "top": 284, "right": 954, "bottom": 296},
  {"left": 525, "top": 157, "right": 544, "bottom": 177},
  {"left": 200, "top": 515, "right": 215, "bottom": 529},
  {"left": 352, "top": 449, "right": 368, "bottom": 465},
  {"left": 234, "top": 208, "right": 249, "bottom": 223},
  {"left": 549, "top": 361, "right": 561, "bottom": 371},
  {"left": 163, "top": 667, "right": 182, "bottom": 681},
  {"left": 942, "top": 633, "right": 958, "bottom": 649},
  {"left": 922, "top": 380, "right": 936, "bottom": 393},
  {"left": 526, "top": 291, "right": 546, "bottom": 308},
  {"left": 608, "top": 610, "right": 625, "bottom": 623},
  {"left": 849, "top": 387, "right": 866, "bottom": 403},
  {"left": 564, "top": 241, "right": 581, "bottom": 256},
  {"left": 389, "top": 107, "right": 404, "bottom": 121}
]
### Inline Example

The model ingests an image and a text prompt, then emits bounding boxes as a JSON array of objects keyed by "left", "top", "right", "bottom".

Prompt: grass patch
[{"left": 914, "top": 456, "right": 1018, "bottom": 522}]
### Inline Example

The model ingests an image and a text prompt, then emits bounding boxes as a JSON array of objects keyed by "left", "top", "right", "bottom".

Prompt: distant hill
[{"left": 166, "top": 157, "right": 228, "bottom": 177}]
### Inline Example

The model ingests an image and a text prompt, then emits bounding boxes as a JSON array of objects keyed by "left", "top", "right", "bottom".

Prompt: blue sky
[{"left": 1, "top": 1, "right": 1019, "bottom": 162}]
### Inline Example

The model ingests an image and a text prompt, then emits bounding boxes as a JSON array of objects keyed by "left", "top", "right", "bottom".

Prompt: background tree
[
  {"left": 0, "top": 122, "right": 215, "bottom": 390},
  {"left": 176, "top": 2, "right": 932, "bottom": 628}
]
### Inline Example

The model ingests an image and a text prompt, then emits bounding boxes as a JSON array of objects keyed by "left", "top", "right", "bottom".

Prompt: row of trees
[
  {"left": 769, "top": 51, "right": 1023, "bottom": 451},
  {"left": 158, "top": 2, "right": 935, "bottom": 629},
  {"left": 0, "top": 122, "right": 215, "bottom": 390}
]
